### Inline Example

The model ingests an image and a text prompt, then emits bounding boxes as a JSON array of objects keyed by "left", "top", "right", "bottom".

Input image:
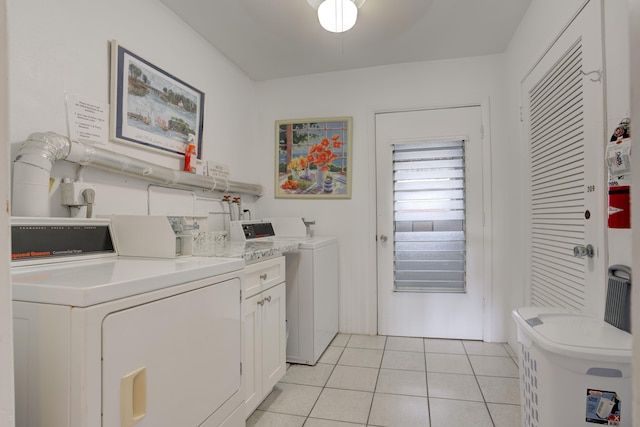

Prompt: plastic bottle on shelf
[{"left": 183, "top": 143, "right": 196, "bottom": 172}]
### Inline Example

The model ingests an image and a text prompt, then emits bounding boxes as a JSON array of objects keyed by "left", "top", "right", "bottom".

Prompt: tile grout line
[
  {"left": 364, "top": 337, "right": 385, "bottom": 427},
  {"left": 281, "top": 334, "right": 349, "bottom": 426},
  {"left": 307, "top": 337, "right": 349, "bottom": 425},
  {"left": 303, "top": 359, "right": 338, "bottom": 426},
  {"left": 463, "top": 340, "right": 498, "bottom": 427},
  {"left": 423, "top": 338, "right": 433, "bottom": 427}
]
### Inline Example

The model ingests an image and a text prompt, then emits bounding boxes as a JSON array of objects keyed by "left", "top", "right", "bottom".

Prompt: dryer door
[{"left": 101, "top": 278, "right": 241, "bottom": 426}]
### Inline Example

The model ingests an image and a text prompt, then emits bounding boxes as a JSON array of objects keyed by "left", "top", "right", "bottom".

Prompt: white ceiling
[{"left": 159, "top": 0, "right": 532, "bottom": 82}]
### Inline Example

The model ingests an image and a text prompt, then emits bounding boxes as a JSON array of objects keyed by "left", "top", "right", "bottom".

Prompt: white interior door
[
  {"left": 376, "top": 106, "right": 486, "bottom": 339},
  {"left": 522, "top": 0, "right": 605, "bottom": 317}
]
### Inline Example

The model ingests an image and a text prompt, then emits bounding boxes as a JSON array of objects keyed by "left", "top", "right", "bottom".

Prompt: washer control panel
[{"left": 230, "top": 220, "right": 276, "bottom": 241}]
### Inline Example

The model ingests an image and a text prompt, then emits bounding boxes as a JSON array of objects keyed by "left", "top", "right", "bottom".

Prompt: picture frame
[
  {"left": 276, "top": 117, "right": 352, "bottom": 199},
  {"left": 110, "top": 40, "right": 204, "bottom": 158}
]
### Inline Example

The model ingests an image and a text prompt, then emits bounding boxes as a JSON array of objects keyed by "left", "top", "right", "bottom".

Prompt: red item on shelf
[{"left": 183, "top": 143, "right": 196, "bottom": 172}]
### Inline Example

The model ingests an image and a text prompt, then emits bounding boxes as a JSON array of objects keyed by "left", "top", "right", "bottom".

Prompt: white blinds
[
  {"left": 393, "top": 140, "right": 466, "bottom": 292},
  {"left": 528, "top": 39, "right": 586, "bottom": 311}
]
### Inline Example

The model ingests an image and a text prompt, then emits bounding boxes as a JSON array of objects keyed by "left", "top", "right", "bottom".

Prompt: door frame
[{"left": 367, "top": 100, "right": 494, "bottom": 340}]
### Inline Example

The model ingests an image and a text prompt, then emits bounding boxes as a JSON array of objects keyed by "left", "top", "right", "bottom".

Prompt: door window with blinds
[{"left": 393, "top": 140, "right": 466, "bottom": 293}]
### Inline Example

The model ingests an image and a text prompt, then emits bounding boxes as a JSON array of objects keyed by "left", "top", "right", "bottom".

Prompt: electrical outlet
[{"left": 60, "top": 180, "right": 96, "bottom": 207}]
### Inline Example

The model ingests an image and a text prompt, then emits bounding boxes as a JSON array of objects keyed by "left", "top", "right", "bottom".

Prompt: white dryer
[{"left": 11, "top": 217, "right": 246, "bottom": 427}]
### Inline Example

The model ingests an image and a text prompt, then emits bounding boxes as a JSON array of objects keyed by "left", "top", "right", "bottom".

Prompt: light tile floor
[{"left": 248, "top": 334, "right": 522, "bottom": 427}]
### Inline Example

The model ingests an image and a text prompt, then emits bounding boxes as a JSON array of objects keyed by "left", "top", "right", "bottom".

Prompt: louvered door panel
[{"left": 528, "top": 39, "right": 586, "bottom": 311}]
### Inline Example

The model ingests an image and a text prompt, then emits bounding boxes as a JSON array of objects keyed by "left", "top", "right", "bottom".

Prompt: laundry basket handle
[{"left": 608, "top": 265, "right": 631, "bottom": 280}]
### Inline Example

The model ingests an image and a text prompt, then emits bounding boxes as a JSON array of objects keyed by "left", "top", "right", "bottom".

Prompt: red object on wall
[
  {"left": 607, "top": 119, "right": 631, "bottom": 229},
  {"left": 608, "top": 185, "right": 630, "bottom": 228}
]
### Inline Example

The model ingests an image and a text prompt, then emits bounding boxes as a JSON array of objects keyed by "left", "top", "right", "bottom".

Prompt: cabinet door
[
  {"left": 243, "top": 292, "right": 263, "bottom": 417},
  {"left": 102, "top": 279, "right": 241, "bottom": 427},
  {"left": 261, "top": 282, "right": 286, "bottom": 393}
]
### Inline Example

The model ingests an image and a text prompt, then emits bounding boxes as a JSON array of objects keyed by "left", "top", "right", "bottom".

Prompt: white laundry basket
[{"left": 512, "top": 307, "right": 632, "bottom": 427}]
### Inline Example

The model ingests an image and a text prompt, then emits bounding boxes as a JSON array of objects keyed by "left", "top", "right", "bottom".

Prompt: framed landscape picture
[
  {"left": 276, "top": 117, "right": 352, "bottom": 199},
  {"left": 110, "top": 40, "right": 204, "bottom": 158}
]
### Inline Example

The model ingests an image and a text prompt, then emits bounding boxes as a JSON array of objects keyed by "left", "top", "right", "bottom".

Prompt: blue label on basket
[{"left": 586, "top": 389, "right": 621, "bottom": 425}]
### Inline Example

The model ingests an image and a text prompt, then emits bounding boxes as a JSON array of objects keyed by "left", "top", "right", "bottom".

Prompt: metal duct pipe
[
  {"left": 12, "top": 132, "right": 265, "bottom": 217},
  {"left": 12, "top": 132, "right": 70, "bottom": 217}
]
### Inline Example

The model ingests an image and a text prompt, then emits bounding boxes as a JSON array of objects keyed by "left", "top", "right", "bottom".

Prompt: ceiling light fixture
[{"left": 316, "top": 0, "right": 360, "bottom": 33}]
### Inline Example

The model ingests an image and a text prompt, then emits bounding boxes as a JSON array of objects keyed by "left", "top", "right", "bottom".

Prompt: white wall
[
  {"left": 630, "top": 0, "right": 640, "bottom": 421},
  {"left": 0, "top": 0, "right": 15, "bottom": 424},
  {"left": 254, "top": 56, "right": 510, "bottom": 337},
  {"left": 7, "top": 0, "right": 257, "bottom": 217}
]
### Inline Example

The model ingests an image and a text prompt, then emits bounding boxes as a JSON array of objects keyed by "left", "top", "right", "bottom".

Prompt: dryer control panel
[{"left": 11, "top": 217, "right": 116, "bottom": 264}]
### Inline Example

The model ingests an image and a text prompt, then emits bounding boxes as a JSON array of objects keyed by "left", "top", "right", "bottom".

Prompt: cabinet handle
[
  {"left": 257, "top": 299, "right": 264, "bottom": 306},
  {"left": 260, "top": 273, "right": 268, "bottom": 281},
  {"left": 264, "top": 295, "right": 271, "bottom": 303}
]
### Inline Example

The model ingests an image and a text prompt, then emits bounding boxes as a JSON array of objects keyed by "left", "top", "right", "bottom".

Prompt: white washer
[
  {"left": 284, "top": 235, "right": 339, "bottom": 365},
  {"left": 11, "top": 217, "right": 246, "bottom": 427},
  {"left": 230, "top": 217, "right": 339, "bottom": 365}
]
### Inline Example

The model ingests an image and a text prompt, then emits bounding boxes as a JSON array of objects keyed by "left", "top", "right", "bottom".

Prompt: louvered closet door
[{"left": 522, "top": 0, "right": 605, "bottom": 315}]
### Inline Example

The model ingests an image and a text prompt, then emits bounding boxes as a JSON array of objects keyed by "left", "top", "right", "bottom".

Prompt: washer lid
[
  {"left": 299, "top": 236, "right": 337, "bottom": 249},
  {"left": 264, "top": 236, "right": 337, "bottom": 249},
  {"left": 11, "top": 256, "right": 244, "bottom": 307},
  {"left": 513, "top": 307, "right": 632, "bottom": 361}
]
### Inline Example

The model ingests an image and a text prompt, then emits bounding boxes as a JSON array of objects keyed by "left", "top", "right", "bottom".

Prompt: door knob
[
  {"left": 573, "top": 244, "right": 594, "bottom": 258},
  {"left": 379, "top": 235, "right": 388, "bottom": 242}
]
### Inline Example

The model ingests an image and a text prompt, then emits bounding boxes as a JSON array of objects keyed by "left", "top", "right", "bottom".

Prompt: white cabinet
[{"left": 243, "top": 256, "right": 287, "bottom": 417}]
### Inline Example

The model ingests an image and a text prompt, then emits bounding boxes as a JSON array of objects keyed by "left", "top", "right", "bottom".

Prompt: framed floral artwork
[{"left": 276, "top": 117, "right": 352, "bottom": 199}]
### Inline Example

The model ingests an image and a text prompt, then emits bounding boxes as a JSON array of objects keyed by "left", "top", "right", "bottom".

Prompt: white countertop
[{"left": 192, "top": 237, "right": 302, "bottom": 263}]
